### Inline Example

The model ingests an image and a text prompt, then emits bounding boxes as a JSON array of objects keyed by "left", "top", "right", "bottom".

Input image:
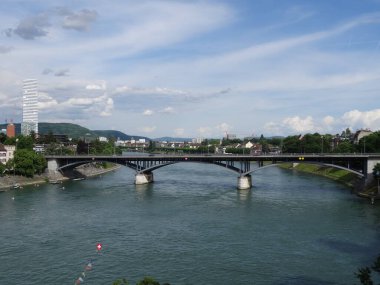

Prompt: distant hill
[
  {"left": 154, "top": 137, "right": 193, "bottom": 142},
  {"left": 92, "top": 130, "right": 149, "bottom": 141},
  {"left": 0, "top": 122, "right": 149, "bottom": 140}
]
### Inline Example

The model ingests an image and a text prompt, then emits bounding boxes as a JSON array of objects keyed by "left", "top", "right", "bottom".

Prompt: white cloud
[
  {"left": 323, "top": 115, "right": 335, "bottom": 125},
  {"left": 174, "top": 128, "right": 185, "bottom": 136},
  {"left": 342, "top": 109, "right": 380, "bottom": 130},
  {"left": 264, "top": 108, "right": 380, "bottom": 136},
  {"left": 114, "top": 86, "right": 187, "bottom": 96},
  {"left": 86, "top": 82, "right": 106, "bottom": 90},
  {"left": 264, "top": 122, "right": 281, "bottom": 135},
  {"left": 160, "top": 107, "right": 175, "bottom": 114},
  {"left": 62, "top": 9, "right": 98, "bottom": 31},
  {"left": 37, "top": 92, "right": 58, "bottom": 110},
  {"left": 198, "top": 127, "right": 212, "bottom": 136},
  {"left": 140, "top": 126, "right": 156, "bottom": 133},
  {"left": 100, "top": 97, "right": 114, "bottom": 117},
  {"left": 143, "top": 109, "right": 154, "bottom": 116},
  {"left": 216, "top": 123, "right": 231, "bottom": 134},
  {"left": 65, "top": 97, "right": 94, "bottom": 106},
  {"left": 282, "top": 116, "right": 317, "bottom": 133}
]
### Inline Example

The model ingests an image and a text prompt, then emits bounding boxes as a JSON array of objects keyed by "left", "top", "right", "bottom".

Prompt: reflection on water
[{"left": 0, "top": 164, "right": 380, "bottom": 285}]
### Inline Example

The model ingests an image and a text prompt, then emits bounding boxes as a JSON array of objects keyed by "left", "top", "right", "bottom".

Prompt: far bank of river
[
  {"left": 278, "top": 162, "right": 360, "bottom": 188},
  {"left": 278, "top": 162, "right": 380, "bottom": 200},
  {"left": 0, "top": 162, "right": 121, "bottom": 191}
]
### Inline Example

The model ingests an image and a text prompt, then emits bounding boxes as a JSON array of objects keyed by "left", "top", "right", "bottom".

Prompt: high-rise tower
[{"left": 21, "top": 79, "right": 38, "bottom": 136}]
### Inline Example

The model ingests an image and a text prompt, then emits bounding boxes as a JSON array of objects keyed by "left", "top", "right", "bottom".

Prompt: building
[
  {"left": 250, "top": 143, "right": 263, "bottom": 155},
  {"left": 192, "top": 138, "right": 204, "bottom": 144},
  {"left": 6, "top": 122, "right": 15, "bottom": 138},
  {"left": 353, "top": 129, "right": 372, "bottom": 144},
  {"left": 21, "top": 79, "right": 39, "bottom": 136},
  {"left": 0, "top": 144, "right": 15, "bottom": 164}
]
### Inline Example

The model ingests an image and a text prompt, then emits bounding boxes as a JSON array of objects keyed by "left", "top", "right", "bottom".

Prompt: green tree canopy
[
  {"left": 16, "top": 135, "right": 34, "bottom": 150},
  {"left": 373, "top": 163, "right": 380, "bottom": 179},
  {"left": 13, "top": 149, "right": 47, "bottom": 177},
  {"left": 358, "top": 131, "right": 380, "bottom": 153},
  {"left": 333, "top": 141, "right": 354, "bottom": 153}
]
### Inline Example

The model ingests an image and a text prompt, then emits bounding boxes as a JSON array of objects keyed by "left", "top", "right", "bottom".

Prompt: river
[{"left": 0, "top": 163, "right": 379, "bottom": 284}]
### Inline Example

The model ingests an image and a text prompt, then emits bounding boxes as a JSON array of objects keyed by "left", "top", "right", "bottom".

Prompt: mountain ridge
[{"left": 0, "top": 122, "right": 149, "bottom": 141}]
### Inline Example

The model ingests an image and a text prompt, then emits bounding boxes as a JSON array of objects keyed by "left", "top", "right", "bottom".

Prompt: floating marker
[{"left": 96, "top": 243, "right": 102, "bottom": 251}]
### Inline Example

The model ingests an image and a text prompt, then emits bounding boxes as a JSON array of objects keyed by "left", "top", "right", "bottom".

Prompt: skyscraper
[{"left": 21, "top": 79, "right": 38, "bottom": 136}]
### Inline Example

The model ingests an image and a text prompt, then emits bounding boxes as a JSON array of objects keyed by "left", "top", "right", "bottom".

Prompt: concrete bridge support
[
  {"left": 237, "top": 174, "right": 252, "bottom": 190},
  {"left": 135, "top": 172, "right": 154, "bottom": 185}
]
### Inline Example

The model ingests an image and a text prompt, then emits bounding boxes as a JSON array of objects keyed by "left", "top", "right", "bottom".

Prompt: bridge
[{"left": 45, "top": 153, "right": 380, "bottom": 189}]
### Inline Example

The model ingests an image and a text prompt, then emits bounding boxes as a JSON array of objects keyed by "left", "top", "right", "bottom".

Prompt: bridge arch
[
  {"left": 135, "top": 160, "right": 243, "bottom": 175},
  {"left": 240, "top": 161, "right": 365, "bottom": 178}
]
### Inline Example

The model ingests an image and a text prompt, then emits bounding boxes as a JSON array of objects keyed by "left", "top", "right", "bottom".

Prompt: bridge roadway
[{"left": 46, "top": 153, "right": 380, "bottom": 189}]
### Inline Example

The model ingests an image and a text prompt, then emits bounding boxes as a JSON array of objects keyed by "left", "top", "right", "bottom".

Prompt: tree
[
  {"left": 373, "top": 163, "right": 380, "bottom": 178},
  {"left": 43, "top": 131, "right": 57, "bottom": 144},
  {"left": 16, "top": 135, "right": 34, "bottom": 150},
  {"left": 0, "top": 133, "right": 6, "bottom": 144},
  {"left": 147, "top": 141, "right": 155, "bottom": 152},
  {"left": 33, "top": 152, "right": 47, "bottom": 175},
  {"left": 282, "top": 135, "right": 301, "bottom": 153},
  {"left": 0, "top": 162, "right": 5, "bottom": 176},
  {"left": 112, "top": 277, "right": 170, "bottom": 285},
  {"left": 355, "top": 254, "right": 380, "bottom": 284},
  {"left": 358, "top": 132, "right": 380, "bottom": 153},
  {"left": 356, "top": 267, "right": 373, "bottom": 285},
  {"left": 136, "top": 277, "right": 160, "bottom": 285},
  {"left": 77, "top": 140, "right": 89, "bottom": 154},
  {"left": 13, "top": 149, "right": 47, "bottom": 178},
  {"left": 333, "top": 141, "right": 354, "bottom": 153},
  {"left": 112, "top": 278, "right": 129, "bottom": 285},
  {"left": 30, "top": 130, "right": 37, "bottom": 143}
]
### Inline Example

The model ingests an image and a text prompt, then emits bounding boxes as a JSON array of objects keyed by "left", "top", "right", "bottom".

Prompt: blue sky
[{"left": 1, "top": 0, "right": 380, "bottom": 138}]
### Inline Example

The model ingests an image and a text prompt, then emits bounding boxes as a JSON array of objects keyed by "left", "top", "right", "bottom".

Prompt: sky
[{"left": 1, "top": 0, "right": 380, "bottom": 139}]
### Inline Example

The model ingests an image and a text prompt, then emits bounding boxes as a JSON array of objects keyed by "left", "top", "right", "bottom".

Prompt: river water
[{"left": 1, "top": 163, "right": 380, "bottom": 285}]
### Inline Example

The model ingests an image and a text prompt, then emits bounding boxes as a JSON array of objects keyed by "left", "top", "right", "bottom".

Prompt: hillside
[
  {"left": 154, "top": 136, "right": 193, "bottom": 142},
  {"left": 0, "top": 122, "right": 149, "bottom": 140}
]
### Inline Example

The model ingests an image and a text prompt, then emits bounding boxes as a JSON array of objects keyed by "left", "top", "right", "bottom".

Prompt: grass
[{"left": 278, "top": 163, "right": 359, "bottom": 188}]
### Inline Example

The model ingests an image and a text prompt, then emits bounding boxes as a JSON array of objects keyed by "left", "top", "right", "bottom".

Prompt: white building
[
  {"left": 353, "top": 129, "right": 373, "bottom": 144},
  {"left": 192, "top": 138, "right": 204, "bottom": 144},
  {"left": 21, "top": 79, "right": 39, "bottom": 136},
  {"left": 0, "top": 144, "right": 15, "bottom": 164}
]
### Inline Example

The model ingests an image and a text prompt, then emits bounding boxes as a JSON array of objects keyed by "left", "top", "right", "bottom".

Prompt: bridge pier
[
  {"left": 237, "top": 174, "right": 252, "bottom": 190},
  {"left": 135, "top": 172, "right": 154, "bottom": 185}
]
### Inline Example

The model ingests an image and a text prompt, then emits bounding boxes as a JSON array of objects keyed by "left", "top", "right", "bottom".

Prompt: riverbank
[
  {"left": 0, "top": 163, "right": 121, "bottom": 191},
  {"left": 278, "top": 163, "right": 360, "bottom": 189},
  {"left": 278, "top": 163, "right": 380, "bottom": 203},
  {"left": 74, "top": 162, "right": 121, "bottom": 178}
]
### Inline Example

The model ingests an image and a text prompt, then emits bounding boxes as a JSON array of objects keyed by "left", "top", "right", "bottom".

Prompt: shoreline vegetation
[
  {"left": 278, "top": 162, "right": 360, "bottom": 188},
  {"left": 0, "top": 162, "right": 121, "bottom": 191},
  {"left": 278, "top": 162, "right": 379, "bottom": 200}
]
